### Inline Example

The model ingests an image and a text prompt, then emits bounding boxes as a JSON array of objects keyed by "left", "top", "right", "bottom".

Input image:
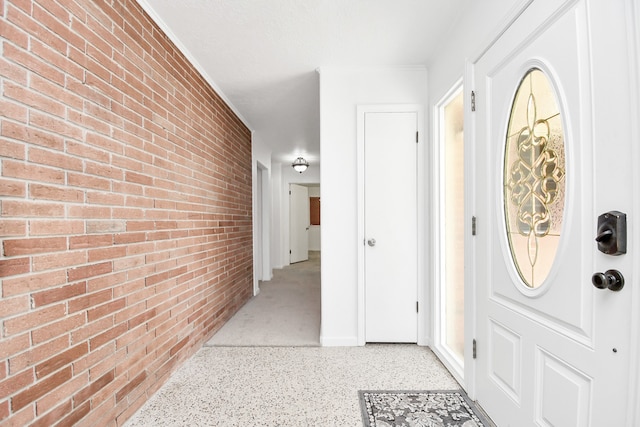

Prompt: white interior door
[
  {"left": 364, "top": 111, "right": 418, "bottom": 343},
  {"left": 290, "top": 183, "right": 309, "bottom": 264},
  {"left": 472, "top": 0, "right": 634, "bottom": 425}
]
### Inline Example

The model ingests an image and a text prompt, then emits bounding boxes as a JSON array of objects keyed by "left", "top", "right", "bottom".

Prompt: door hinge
[
  {"left": 416, "top": 131, "right": 419, "bottom": 143},
  {"left": 416, "top": 301, "right": 419, "bottom": 313},
  {"left": 471, "top": 91, "right": 476, "bottom": 112},
  {"left": 289, "top": 190, "right": 291, "bottom": 195},
  {"left": 473, "top": 339, "right": 477, "bottom": 359},
  {"left": 289, "top": 250, "right": 292, "bottom": 254},
  {"left": 472, "top": 216, "right": 477, "bottom": 236}
]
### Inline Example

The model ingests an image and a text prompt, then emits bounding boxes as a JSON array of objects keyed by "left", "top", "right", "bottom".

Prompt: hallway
[
  {"left": 207, "top": 251, "right": 321, "bottom": 346},
  {"left": 124, "top": 252, "right": 459, "bottom": 426}
]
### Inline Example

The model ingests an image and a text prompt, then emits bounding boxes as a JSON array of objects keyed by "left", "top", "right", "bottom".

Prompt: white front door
[
  {"left": 473, "top": 0, "right": 635, "bottom": 425},
  {"left": 290, "top": 183, "right": 309, "bottom": 264},
  {"left": 364, "top": 110, "right": 418, "bottom": 343}
]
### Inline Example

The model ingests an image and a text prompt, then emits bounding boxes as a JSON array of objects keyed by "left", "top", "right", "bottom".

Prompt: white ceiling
[{"left": 140, "top": 0, "right": 468, "bottom": 164}]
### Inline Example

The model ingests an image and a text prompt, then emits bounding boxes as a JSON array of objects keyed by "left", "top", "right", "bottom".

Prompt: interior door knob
[
  {"left": 367, "top": 238, "right": 376, "bottom": 247},
  {"left": 592, "top": 269, "right": 624, "bottom": 291}
]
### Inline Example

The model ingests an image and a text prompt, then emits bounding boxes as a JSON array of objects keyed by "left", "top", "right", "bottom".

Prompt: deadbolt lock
[{"left": 596, "top": 211, "right": 626, "bottom": 255}]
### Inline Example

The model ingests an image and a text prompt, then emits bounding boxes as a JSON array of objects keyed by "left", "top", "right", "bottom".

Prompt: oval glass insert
[{"left": 504, "top": 68, "right": 566, "bottom": 288}]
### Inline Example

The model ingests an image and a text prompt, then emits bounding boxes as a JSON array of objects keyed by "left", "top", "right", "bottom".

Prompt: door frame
[
  {"left": 463, "top": 0, "right": 540, "bottom": 401},
  {"left": 464, "top": 0, "right": 640, "bottom": 422},
  {"left": 431, "top": 79, "right": 465, "bottom": 385},
  {"left": 356, "top": 104, "right": 426, "bottom": 346},
  {"left": 628, "top": 0, "right": 640, "bottom": 423}
]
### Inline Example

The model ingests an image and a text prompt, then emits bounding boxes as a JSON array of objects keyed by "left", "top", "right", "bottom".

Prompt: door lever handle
[{"left": 367, "top": 238, "right": 376, "bottom": 247}]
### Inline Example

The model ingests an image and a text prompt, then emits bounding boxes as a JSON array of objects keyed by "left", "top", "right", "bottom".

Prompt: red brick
[
  {"left": 0, "top": 334, "right": 30, "bottom": 360},
  {"left": 3, "top": 41, "right": 64, "bottom": 87},
  {"left": 0, "top": 399, "right": 8, "bottom": 421},
  {"left": 86, "top": 220, "right": 126, "bottom": 234},
  {"left": 115, "top": 370, "right": 146, "bottom": 403},
  {"left": 3, "top": 81, "right": 66, "bottom": 118},
  {"left": 0, "top": 294, "right": 29, "bottom": 318},
  {"left": 68, "top": 289, "right": 111, "bottom": 314},
  {"left": 2, "top": 403, "right": 36, "bottom": 426},
  {"left": 0, "top": 219, "right": 27, "bottom": 237},
  {"left": 35, "top": 370, "right": 87, "bottom": 417},
  {"left": 29, "top": 220, "right": 84, "bottom": 236},
  {"left": 3, "top": 303, "right": 66, "bottom": 336},
  {"left": 0, "top": 369, "right": 34, "bottom": 400},
  {"left": 69, "top": 234, "right": 113, "bottom": 249},
  {"left": 67, "top": 262, "right": 112, "bottom": 282},
  {"left": 31, "top": 312, "right": 85, "bottom": 345},
  {"left": 29, "top": 110, "right": 83, "bottom": 141},
  {"left": 1, "top": 120, "right": 63, "bottom": 151},
  {"left": 32, "top": 250, "right": 87, "bottom": 272},
  {"left": 0, "top": 0, "right": 253, "bottom": 424},
  {"left": 11, "top": 366, "right": 71, "bottom": 411},
  {"left": 73, "top": 369, "right": 114, "bottom": 406},
  {"left": 3, "top": 237, "right": 67, "bottom": 256},
  {"left": 87, "top": 271, "right": 126, "bottom": 293},
  {"left": 9, "top": 336, "right": 69, "bottom": 373},
  {"left": 67, "top": 172, "right": 111, "bottom": 191},
  {"left": 0, "top": 15, "right": 29, "bottom": 48},
  {"left": 31, "top": 399, "right": 72, "bottom": 427},
  {"left": 89, "top": 323, "right": 127, "bottom": 350},
  {"left": 2, "top": 269, "right": 67, "bottom": 297},
  {"left": 35, "top": 343, "right": 88, "bottom": 379},
  {"left": 170, "top": 336, "right": 189, "bottom": 357},
  {"left": 66, "top": 205, "right": 110, "bottom": 219},
  {"left": 87, "top": 298, "right": 125, "bottom": 322},
  {"left": 1, "top": 200, "right": 65, "bottom": 218},
  {"left": 84, "top": 131, "right": 124, "bottom": 155},
  {"left": 86, "top": 246, "right": 126, "bottom": 263},
  {"left": 31, "top": 282, "right": 86, "bottom": 308},
  {"left": 65, "top": 141, "right": 109, "bottom": 164},
  {"left": 0, "top": 257, "right": 30, "bottom": 277},
  {"left": 2, "top": 159, "right": 65, "bottom": 184},
  {"left": 29, "top": 183, "right": 83, "bottom": 203},
  {"left": 113, "top": 232, "right": 145, "bottom": 245},
  {"left": 0, "top": 178, "right": 26, "bottom": 197},
  {"left": 30, "top": 74, "right": 83, "bottom": 113},
  {"left": 56, "top": 399, "right": 90, "bottom": 426},
  {"left": 28, "top": 147, "right": 83, "bottom": 171},
  {"left": 125, "top": 171, "right": 152, "bottom": 186},
  {"left": 0, "top": 137, "right": 27, "bottom": 160}
]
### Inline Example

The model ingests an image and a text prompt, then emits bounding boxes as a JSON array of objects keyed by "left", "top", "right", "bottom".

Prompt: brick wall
[{"left": 0, "top": 0, "right": 254, "bottom": 425}]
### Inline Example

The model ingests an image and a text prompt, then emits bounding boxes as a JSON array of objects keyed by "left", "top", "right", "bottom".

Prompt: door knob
[
  {"left": 367, "top": 238, "right": 376, "bottom": 247},
  {"left": 592, "top": 269, "right": 624, "bottom": 291}
]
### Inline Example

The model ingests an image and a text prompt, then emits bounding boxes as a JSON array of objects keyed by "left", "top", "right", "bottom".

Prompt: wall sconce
[{"left": 291, "top": 157, "right": 309, "bottom": 173}]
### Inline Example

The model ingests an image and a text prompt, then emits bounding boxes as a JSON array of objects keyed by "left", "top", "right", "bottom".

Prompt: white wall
[
  {"left": 308, "top": 186, "right": 321, "bottom": 251},
  {"left": 252, "top": 133, "right": 272, "bottom": 292},
  {"left": 319, "top": 67, "right": 428, "bottom": 346},
  {"left": 428, "top": 0, "right": 525, "bottom": 104},
  {"left": 270, "top": 162, "right": 283, "bottom": 269}
]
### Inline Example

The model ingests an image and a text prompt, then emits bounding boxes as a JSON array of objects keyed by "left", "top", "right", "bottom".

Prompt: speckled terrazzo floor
[{"left": 124, "top": 345, "right": 459, "bottom": 427}]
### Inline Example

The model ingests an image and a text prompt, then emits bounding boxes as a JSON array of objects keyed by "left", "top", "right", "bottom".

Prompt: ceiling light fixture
[{"left": 291, "top": 157, "right": 309, "bottom": 173}]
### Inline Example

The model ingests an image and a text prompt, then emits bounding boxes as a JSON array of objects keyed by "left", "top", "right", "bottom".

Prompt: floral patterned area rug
[{"left": 359, "top": 390, "right": 492, "bottom": 427}]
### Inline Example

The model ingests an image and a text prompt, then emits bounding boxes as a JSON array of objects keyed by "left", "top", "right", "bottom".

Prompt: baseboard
[{"left": 320, "top": 335, "right": 359, "bottom": 347}]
